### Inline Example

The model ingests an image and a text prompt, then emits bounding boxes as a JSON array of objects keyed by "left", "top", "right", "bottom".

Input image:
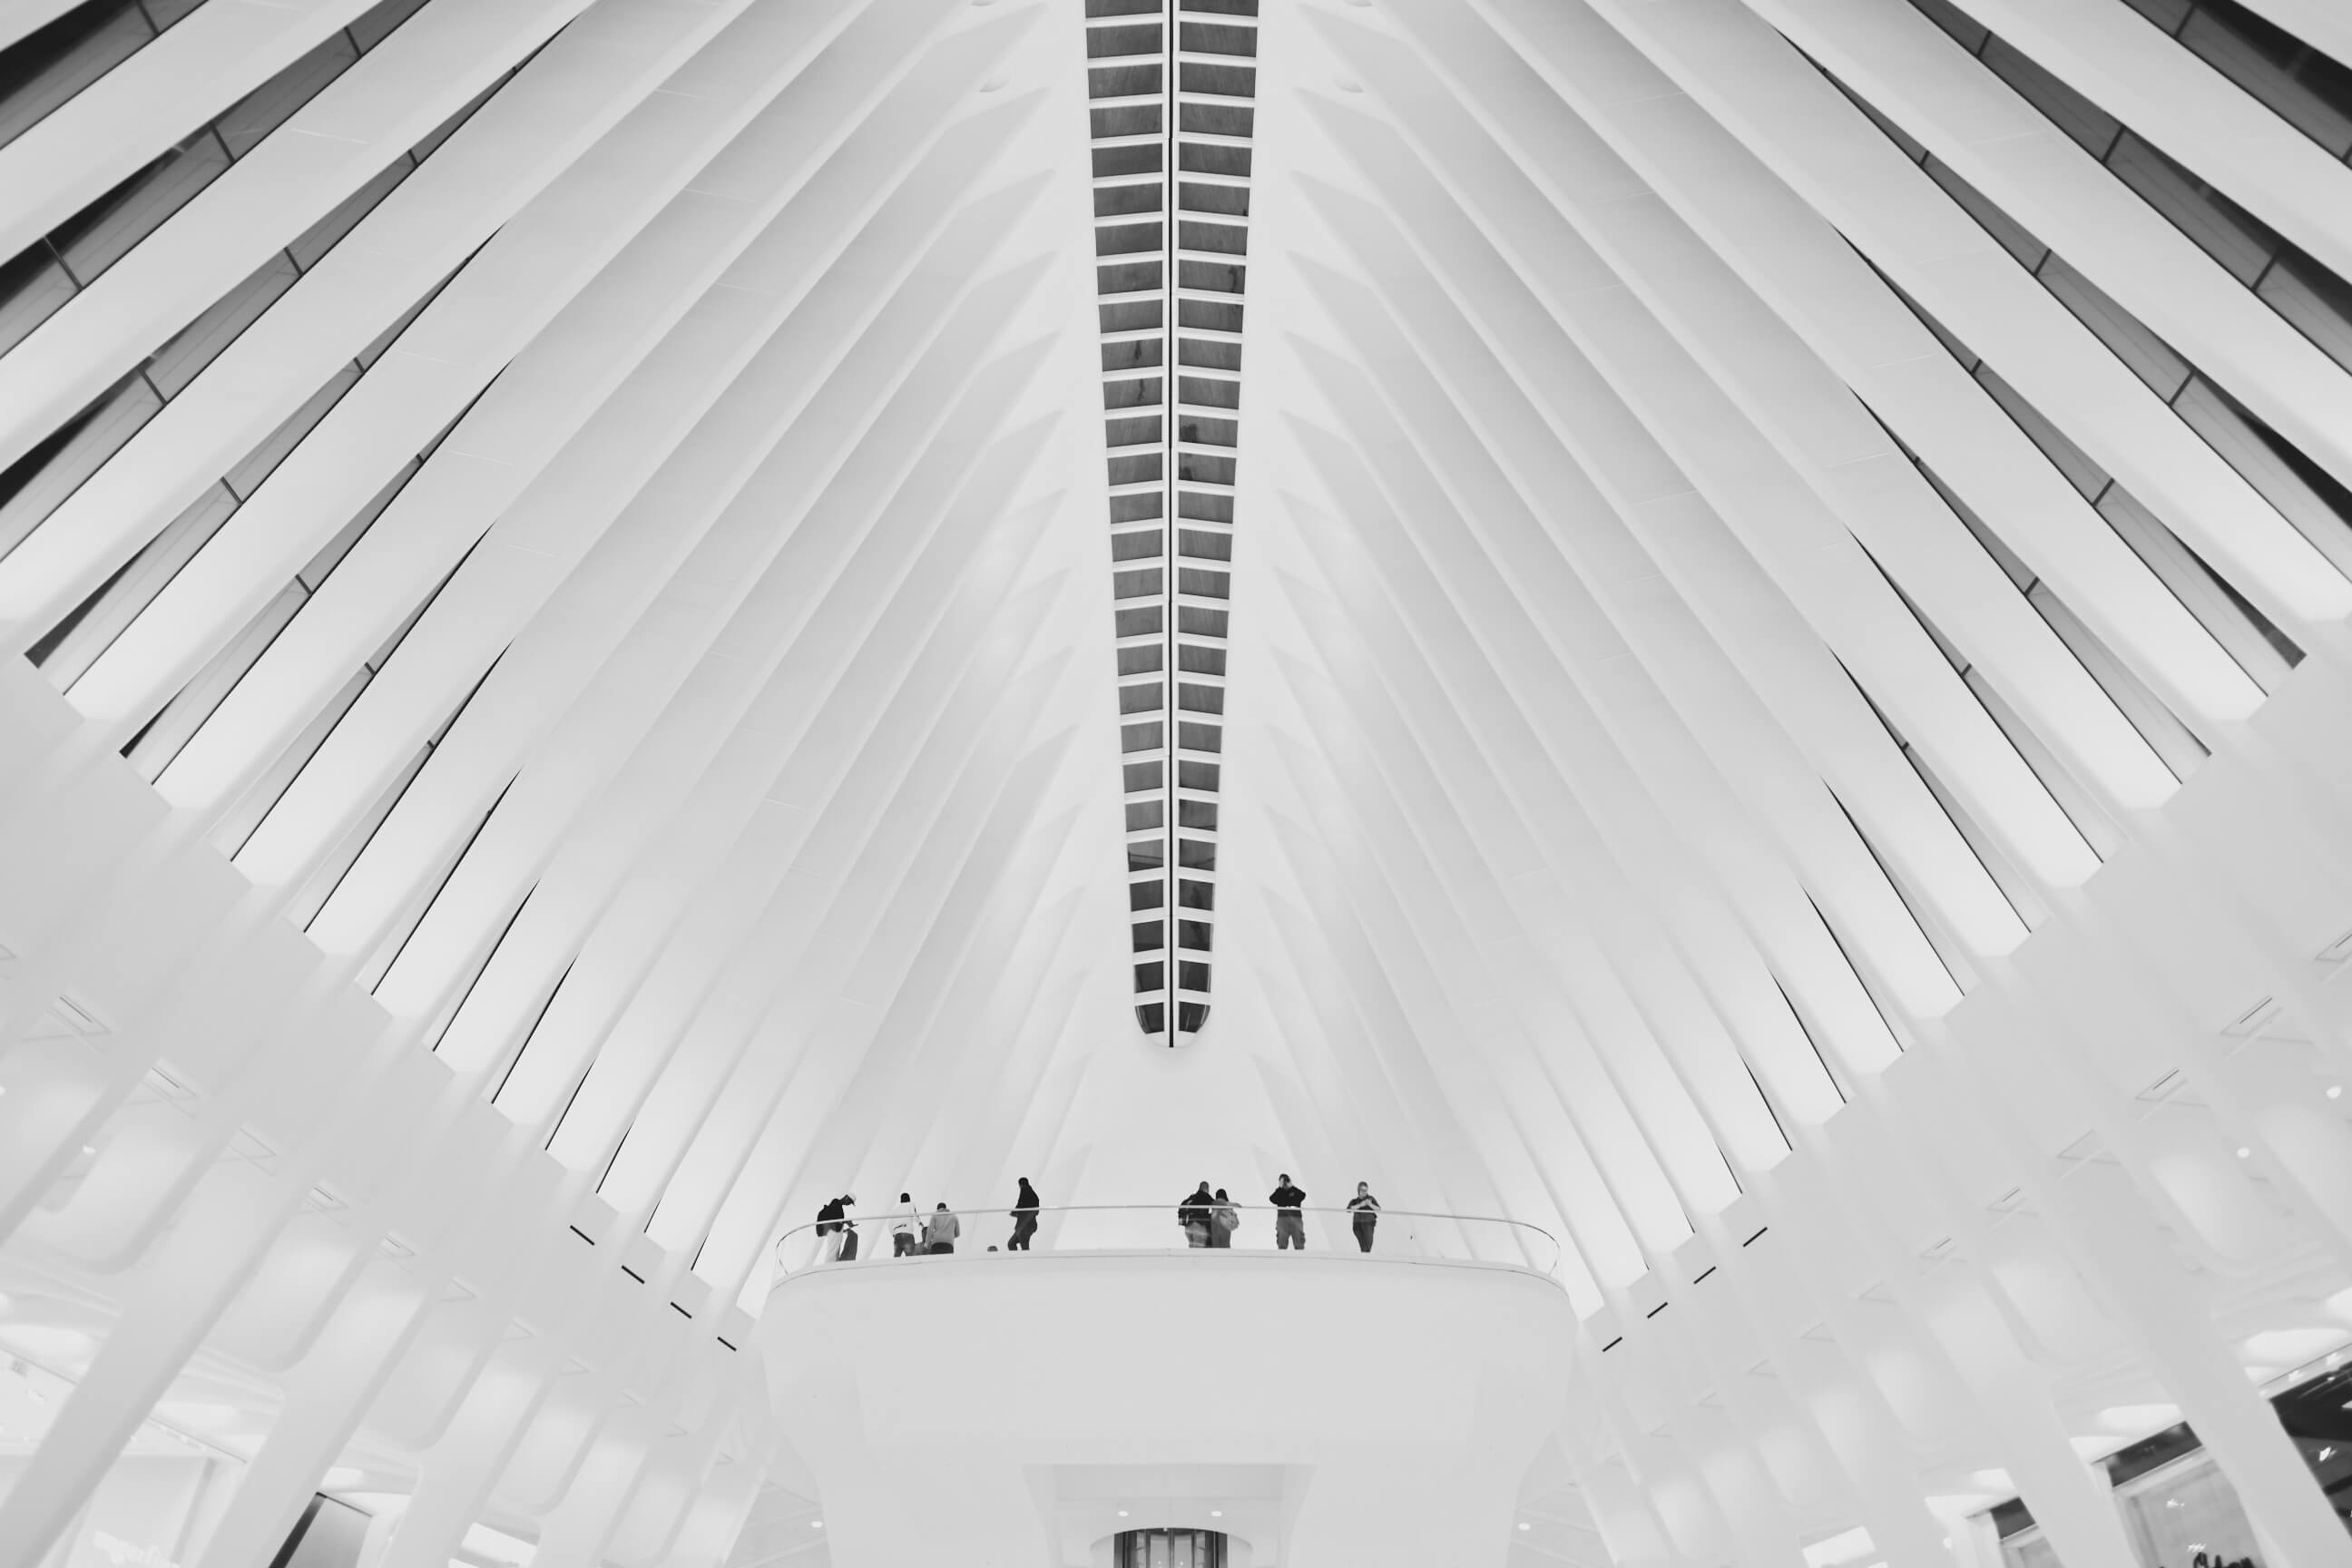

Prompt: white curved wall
[{"left": 757, "top": 1252, "right": 1575, "bottom": 1567}]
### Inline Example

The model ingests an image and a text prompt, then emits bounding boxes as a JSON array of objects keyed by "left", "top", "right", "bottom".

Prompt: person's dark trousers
[
  {"left": 1275, "top": 1212, "right": 1305, "bottom": 1250},
  {"left": 1353, "top": 1222, "right": 1375, "bottom": 1253},
  {"left": 1008, "top": 1217, "right": 1036, "bottom": 1250},
  {"left": 927, "top": 1241, "right": 954, "bottom": 1254},
  {"left": 838, "top": 1230, "right": 858, "bottom": 1261},
  {"left": 893, "top": 1233, "right": 916, "bottom": 1257}
]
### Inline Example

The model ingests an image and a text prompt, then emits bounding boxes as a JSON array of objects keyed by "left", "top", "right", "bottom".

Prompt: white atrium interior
[{"left": 5, "top": 0, "right": 2352, "bottom": 1564}]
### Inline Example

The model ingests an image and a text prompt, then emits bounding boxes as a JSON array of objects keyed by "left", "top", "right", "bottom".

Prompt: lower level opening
[{"left": 1115, "top": 1527, "right": 1229, "bottom": 1567}]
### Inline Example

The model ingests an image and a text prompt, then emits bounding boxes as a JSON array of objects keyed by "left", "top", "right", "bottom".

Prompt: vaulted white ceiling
[{"left": 5, "top": 0, "right": 2352, "bottom": 1564}]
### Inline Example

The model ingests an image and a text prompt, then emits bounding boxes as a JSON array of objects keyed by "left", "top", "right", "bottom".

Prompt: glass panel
[
  {"left": 54, "top": 132, "right": 232, "bottom": 281},
  {"left": 1923, "top": 156, "right": 2048, "bottom": 268},
  {"left": 2177, "top": 4, "right": 2352, "bottom": 157},
  {"left": 2096, "top": 486, "right": 2300, "bottom": 691},
  {"left": 0, "top": 2, "right": 154, "bottom": 150},
  {"left": 2256, "top": 250, "right": 2352, "bottom": 374},
  {"left": 123, "top": 584, "right": 304, "bottom": 780},
  {"left": 0, "top": 249, "right": 77, "bottom": 357},
  {"left": 289, "top": 156, "right": 416, "bottom": 270},
  {"left": 2115, "top": 1452, "right": 2265, "bottom": 1568},
  {"left": 2001, "top": 1529, "right": 2063, "bottom": 1568},
  {"left": 2121, "top": 0, "right": 2194, "bottom": 28},
  {"left": 347, "top": 0, "right": 436, "bottom": 54},
  {"left": 146, "top": 253, "right": 301, "bottom": 398},
  {"left": 224, "top": 362, "right": 362, "bottom": 498},
  {"left": 2105, "top": 132, "right": 2278, "bottom": 284},
  {"left": 30, "top": 481, "right": 239, "bottom": 690},
  {"left": 0, "top": 375, "right": 163, "bottom": 559},
  {"left": 1981, "top": 36, "right": 2122, "bottom": 153},
  {"left": 2034, "top": 253, "right": 2192, "bottom": 398},
  {"left": 2172, "top": 375, "right": 2352, "bottom": 577},
  {"left": 215, "top": 32, "right": 361, "bottom": 158}
]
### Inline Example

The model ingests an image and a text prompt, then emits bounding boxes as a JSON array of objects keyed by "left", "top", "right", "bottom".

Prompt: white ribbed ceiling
[{"left": 5, "top": 0, "right": 2352, "bottom": 1564}]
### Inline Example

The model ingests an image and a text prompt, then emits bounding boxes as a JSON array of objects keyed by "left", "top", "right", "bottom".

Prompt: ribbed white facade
[{"left": 4, "top": 0, "right": 2352, "bottom": 1563}]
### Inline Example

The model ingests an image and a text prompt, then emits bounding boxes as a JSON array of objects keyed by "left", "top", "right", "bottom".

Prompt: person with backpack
[{"left": 1210, "top": 1188, "right": 1240, "bottom": 1248}]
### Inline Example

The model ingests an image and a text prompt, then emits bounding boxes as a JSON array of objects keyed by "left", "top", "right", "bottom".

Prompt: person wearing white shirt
[{"left": 889, "top": 1191, "right": 921, "bottom": 1258}]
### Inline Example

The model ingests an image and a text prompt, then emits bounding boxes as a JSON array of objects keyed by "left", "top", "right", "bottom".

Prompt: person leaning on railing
[
  {"left": 923, "top": 1201, "right": 959, "bottom": 1255},
  {"left": 1210, "top": 1189, "right": 1240, "bottom": 1247},
  {"left": 1268, "top": 1175, "right": 1307, "bottom": 1250},
  {"left": 889, "top": 1192, "right": 920, "bottom": 1257}
]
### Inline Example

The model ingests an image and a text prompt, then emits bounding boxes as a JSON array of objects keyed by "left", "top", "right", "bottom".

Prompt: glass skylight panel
[{"left": 1085, "top": 0, "right": 1254, "bottom": 1045}]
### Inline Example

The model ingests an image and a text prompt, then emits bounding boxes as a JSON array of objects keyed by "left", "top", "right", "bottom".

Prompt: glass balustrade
[{"left": 769, "top": 1202, "right": 1562, "bottom": 1280}]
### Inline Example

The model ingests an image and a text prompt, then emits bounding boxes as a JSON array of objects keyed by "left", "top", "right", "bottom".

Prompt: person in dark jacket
[
  {"left": 834, "top": 1193, "right": 859, "bottom": 1260},
  {"left": 1269, "top": 1175, "right": 1307, "bottom": 1250},
  {"left": 815, "top": 1196, "right": 842, "bottom": 1262},
  {"left": 1178, "top": 1181, "right": 1215, "bottom": 1248},
  {"left": 1347, "top": 1182, "right": 1380, "bottom": 1253},
  {"left": 1007, "top": 1177, "right": 1042, "bottom": 1250}
]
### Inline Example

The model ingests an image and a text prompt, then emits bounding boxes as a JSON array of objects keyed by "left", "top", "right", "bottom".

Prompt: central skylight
[{"left": 1085, "top": 0, "right": 1257, "bottom": 1045}]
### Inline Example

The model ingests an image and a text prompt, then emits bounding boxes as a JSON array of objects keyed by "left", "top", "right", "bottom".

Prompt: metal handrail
[{"left": 769, "top": 1201, "right": 1563, "bottom": 1281}]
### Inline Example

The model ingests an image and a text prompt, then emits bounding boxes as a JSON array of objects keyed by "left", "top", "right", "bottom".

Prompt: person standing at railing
[
  {"left": 924, "top": 1202, "right": 959, "bottom": 1254},
  {"left": 1268, "top": 1175, "right": 1307, "bottom": 1250},
  {"left": 889, "top": 1192, "right": 921, "bottom": 1258},
  {"left": 834, "top": 1194, "right": 860, "bottom": 1261},
  {"left": 1007, "top": 1178, "right": 1042, "bottom": 1251},
  {"left": 815, "top": 1195, "right": 843, "bottom": 1262},
  {"left": 1210, "top": 1188, "right": 1240, "bottom": 1248},
  {"left": 1178, "top": 1181, "right": 1215, "bottom": 1247},
  {"left": 1348, "top": 1182, "right": 1380, "bottom": 1253}
]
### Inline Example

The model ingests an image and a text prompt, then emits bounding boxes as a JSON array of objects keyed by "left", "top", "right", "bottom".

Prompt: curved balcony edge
[{"left": 767, "top": 1202, "right": 1563, "bottom": 1287}]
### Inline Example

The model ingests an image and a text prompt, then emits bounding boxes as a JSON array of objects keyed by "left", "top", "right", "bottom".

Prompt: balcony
[{"left": 755, "top": 1206, "right": 1574, "bottom": 1566}]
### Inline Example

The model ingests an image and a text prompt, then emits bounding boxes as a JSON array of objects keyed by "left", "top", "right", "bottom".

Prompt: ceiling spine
[{"left": 1086, "top": 0, "right": 1255, "bottom": 1045}]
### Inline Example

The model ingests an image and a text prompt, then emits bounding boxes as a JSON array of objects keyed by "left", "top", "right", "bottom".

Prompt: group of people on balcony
[
  {"left": 811, "top": 1181, "right": 1041, "bottom": 1261},
  {"left": 806, "top": 1173, "right": 1386, "bottom": 1263},
  {"left": 1176, "top": 1176, "right": 1380, "bottom": 1251}
]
